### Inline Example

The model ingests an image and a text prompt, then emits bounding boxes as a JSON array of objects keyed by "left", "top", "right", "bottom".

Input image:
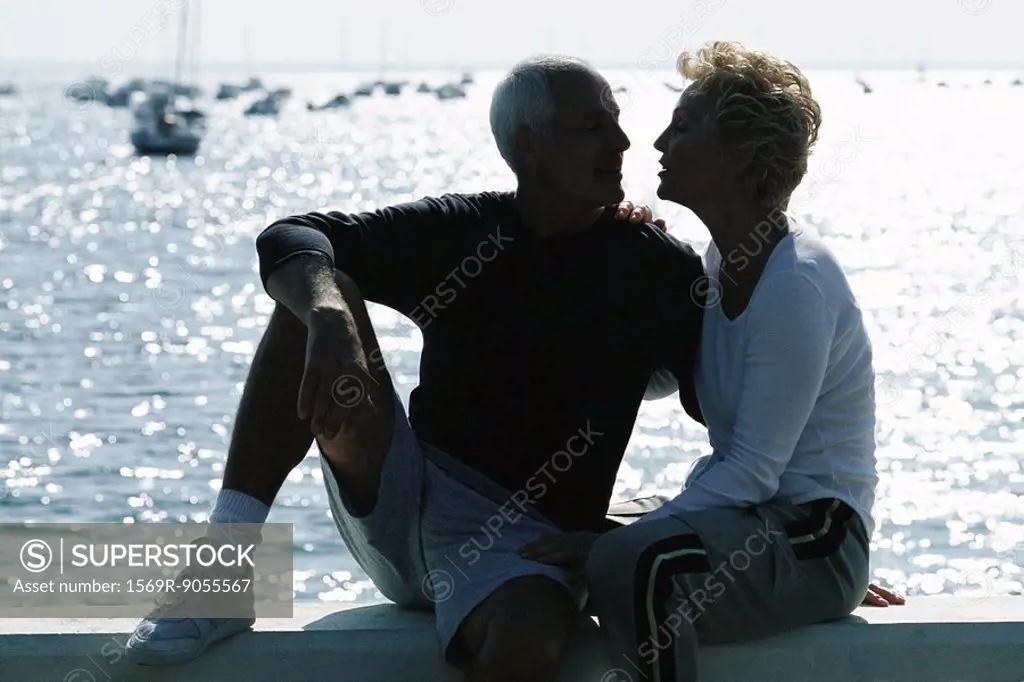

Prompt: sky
[{"left": 1, "top": 0, "right": 1022, "bottom": 70}]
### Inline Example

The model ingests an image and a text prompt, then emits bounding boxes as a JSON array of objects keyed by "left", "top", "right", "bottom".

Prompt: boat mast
[
  {"left": 189, "top": 0, "right": 201, "bottom": 85},
  {"left": 243, "top": 23, "right": 252, "bottom": 76},
  {"left": 174, "top": 0, "right": 190, "bottom": 84},
  {"left": 379, "top": 21, "right": 387, "bottom": 80}
]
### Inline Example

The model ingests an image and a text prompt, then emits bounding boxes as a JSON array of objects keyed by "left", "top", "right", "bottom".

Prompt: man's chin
[{"left": 600, "top": 186, "right": 625, "bottom": 206}]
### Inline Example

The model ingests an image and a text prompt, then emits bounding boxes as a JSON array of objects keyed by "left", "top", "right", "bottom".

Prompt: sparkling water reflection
[{"left": 1, "top": 68, "right": 1022, "bottom": 605}]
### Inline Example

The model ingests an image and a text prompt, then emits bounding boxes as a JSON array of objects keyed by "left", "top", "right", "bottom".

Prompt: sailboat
[
  {"left": 216, "top": 26, "right": 264, "bottom": 100},
  {"left": 244, "top": 88, "right": 290, "bottom": 116},
  {"left": 130, "top": 0, "right": 205, "bottom": 156},
  {"left": 433, "top": 54, "right": 466, "bottom": 101}
]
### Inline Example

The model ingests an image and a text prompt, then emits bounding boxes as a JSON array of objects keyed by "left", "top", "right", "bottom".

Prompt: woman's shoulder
[
  {"left": 757, "top": 225, "right": 866, "bottom": 334},
  {"left": 766, "top": 227, "right": 854, "bottom": 294}
]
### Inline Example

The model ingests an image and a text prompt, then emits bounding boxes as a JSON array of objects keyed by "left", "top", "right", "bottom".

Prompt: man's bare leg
[
  {"left": 452, "top": 576, "right": 578, "bottom": 682},
  {"left": 217, "top": 269, "right": 392, "bottom": 511},
  {"left": 218, "top": 303, "right": 314, "bottom": 507},
  {"left": 312, "top": 270, "right": 395, "bottom": 515},
  {"left": 126, "top": 270, "right": 394, "bottom": 666}
]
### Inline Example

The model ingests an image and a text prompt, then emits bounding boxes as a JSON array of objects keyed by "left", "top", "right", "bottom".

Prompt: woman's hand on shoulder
[{"left": 609, "top": 200, "right": 667, "bottom": 231}]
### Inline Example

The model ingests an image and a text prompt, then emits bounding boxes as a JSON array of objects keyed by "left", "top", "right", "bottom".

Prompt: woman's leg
[
  {"left": 586, "top": 499, "right": 870, "bottom": 682},
  {"left": 586, "top": 515, "right": 707, "bottom": 682}
]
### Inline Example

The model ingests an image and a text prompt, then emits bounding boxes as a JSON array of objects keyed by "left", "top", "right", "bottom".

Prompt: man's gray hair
[{"left": 489, "top": 54, "right": 595, "bottom": 173}]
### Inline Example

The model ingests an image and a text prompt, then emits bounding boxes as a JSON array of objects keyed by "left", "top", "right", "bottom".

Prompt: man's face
[{"left": 526, "top": 70, "right": 631, "bottom": 208}]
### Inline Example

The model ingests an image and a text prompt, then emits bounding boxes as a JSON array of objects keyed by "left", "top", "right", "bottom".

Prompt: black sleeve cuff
[{"left": 255, "top": 220, "right": 336, "bottom": 290}]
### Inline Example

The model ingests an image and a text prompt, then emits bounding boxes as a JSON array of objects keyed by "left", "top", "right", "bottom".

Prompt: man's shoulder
[
  {"left": 320, "top": 191, "right": 511, "bottom": 240},
  {"left": 610, "top": 220, "right": 704, "bottom": 279},
  {"left": 647, "top": 225, "right": 703, "bottom": 262},
  {"left": 415, "top": 190, "right": 515, "bottom": 217}
]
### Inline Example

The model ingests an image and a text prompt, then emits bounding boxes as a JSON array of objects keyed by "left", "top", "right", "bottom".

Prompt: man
[{"left": 125, "top": 55, "right": 706, "bottom": 682}]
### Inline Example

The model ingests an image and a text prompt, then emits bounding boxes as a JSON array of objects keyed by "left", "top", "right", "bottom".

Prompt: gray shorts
[
  {"left": 319, "top": 391, "right": 586, "bottom": 661},
  {"left": 585, "top": 498, "right": 871, "bottom": 682}
]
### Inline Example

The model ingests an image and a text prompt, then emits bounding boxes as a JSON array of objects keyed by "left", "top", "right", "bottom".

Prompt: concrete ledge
[{"left": 1, "top": 597, "right": 1023, "bottom": 681}]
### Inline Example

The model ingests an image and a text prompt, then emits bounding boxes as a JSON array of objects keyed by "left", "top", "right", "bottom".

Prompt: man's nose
[{"left": 611, "top": 120, "right": 631, "bottom": 151}]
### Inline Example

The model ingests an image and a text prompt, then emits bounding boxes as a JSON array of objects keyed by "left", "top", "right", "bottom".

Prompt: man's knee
[
  {"left": 457, "top": 577, "right": 576, "bottom": 682},
  {"left": 469, "top": 617, "right": 570, "bottom": 682},
  {"left": 268, "top": 301, "right": 306, "bottom": 334},
  {"left": 470, "top": 635, "right": 564, "bottom": 682},
  {"left": 257, "top": 303, "right": 307, "bottom": 363}
]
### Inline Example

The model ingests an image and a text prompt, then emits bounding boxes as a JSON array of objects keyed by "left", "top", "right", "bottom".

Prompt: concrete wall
[{"left": 1, "top": 597, "right": 1022, "bottom": 681}]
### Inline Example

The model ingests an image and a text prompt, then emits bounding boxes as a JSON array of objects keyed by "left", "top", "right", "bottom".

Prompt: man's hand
[
  {"left": 298, "top": 307, "right": 380, "bottom": 441},
  {"left": 518, "top": 532, "right": 600, "bottom": 571},
  {"left": 861, "top": 583, "right": 906, "bottom": 607},
  {"left": 610, "top": 200, "right": 667, "bottom": 231}
]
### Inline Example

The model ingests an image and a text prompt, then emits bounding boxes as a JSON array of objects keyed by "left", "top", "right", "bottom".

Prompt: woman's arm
[{"left": 662, "top": 273, "right": 835, "bottom": 511}]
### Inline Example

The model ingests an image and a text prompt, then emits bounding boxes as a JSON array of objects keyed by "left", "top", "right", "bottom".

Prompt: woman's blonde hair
[{"left": 677, "top": 41, "right": 822, "bottom": 209}]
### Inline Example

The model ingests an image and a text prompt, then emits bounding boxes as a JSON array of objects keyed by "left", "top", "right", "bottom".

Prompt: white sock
[{"left": 209, "top": 489, "right": 270, "bottom": 524}]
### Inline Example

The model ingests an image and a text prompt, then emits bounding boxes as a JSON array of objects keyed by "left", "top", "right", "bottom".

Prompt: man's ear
[{"left": 513, "top": 125, "right": 537, "bottom": 171}]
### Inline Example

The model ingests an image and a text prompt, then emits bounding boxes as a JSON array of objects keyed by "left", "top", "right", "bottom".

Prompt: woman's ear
[
  {"left": 720, "top": 138, "right": 759, "bottom": 199},
  {"left": 725, "top": 140, "right": 756, "bottom": 174}
]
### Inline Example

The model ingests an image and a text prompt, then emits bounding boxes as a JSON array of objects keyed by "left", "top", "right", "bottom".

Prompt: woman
[{"left": 519, "top": 41, "right": 901, "bottom": 681}]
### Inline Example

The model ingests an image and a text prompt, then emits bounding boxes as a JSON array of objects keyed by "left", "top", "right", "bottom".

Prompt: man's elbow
[
  {"left": 254, "top": 219, "right": 285, "bottom": 263},
  {"left": 255, "top": 217, "right": 337, "bottom": 289},
  {"left": 254, "top": 224, "right": 270, "bottom": 258},
  {"left": 254, "top": 218, "right": 296, "bottom": 257}
]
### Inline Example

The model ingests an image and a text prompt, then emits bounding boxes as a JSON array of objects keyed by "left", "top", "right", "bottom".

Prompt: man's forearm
[{"left": 265, "top": 255, "right": 349, "bottom": 326}]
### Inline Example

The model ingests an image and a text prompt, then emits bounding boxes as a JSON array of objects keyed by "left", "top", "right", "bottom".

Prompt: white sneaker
[
  {"left": 125, "top": 533, "right": 258, "bottom": 666},
  {"left": 125, "top": 615, "right": 255, "bottom": 666}
]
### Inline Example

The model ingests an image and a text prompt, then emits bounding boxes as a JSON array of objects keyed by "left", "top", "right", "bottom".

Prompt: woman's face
[{"left": 653, "top": 86, "right": 739, "bottom": 210}]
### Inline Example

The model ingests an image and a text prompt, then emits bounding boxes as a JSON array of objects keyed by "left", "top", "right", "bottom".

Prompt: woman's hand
[
  {"left": 518, "top": 532, "right": 600, "bottom": 570},
  {"left": 609, "top": 201, "right": 667, "bottom": 231},
  {"left": 862, "top": 583, "right": 906, "bottom": 607}
]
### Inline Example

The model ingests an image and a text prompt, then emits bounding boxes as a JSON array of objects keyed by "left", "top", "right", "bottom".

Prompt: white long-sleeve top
[{"left": 644, "top": 225, "right": 879, "bottom": 537}]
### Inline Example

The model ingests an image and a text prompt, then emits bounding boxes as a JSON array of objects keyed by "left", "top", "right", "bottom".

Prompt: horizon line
[{"left": 4, "top": 59, "right": 1024, "bottom": 72}]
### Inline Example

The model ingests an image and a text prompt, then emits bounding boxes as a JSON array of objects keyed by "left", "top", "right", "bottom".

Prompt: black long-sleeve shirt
[{"left": 256, "top": 191, "right": 705, "bottom": 532}]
